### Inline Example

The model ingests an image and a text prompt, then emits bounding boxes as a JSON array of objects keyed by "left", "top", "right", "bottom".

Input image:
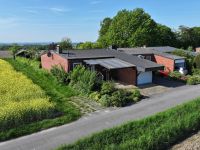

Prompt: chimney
[{"left": 56, "top": 45, "right": 62, "bottom": 54}]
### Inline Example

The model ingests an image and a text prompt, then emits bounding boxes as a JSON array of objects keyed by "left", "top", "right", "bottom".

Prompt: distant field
[
  {"left": 0, "top": 51, "right": 11, "bottom": 58},
  {"left": 0, "top": 59, "right": 55, "bottom": 131}
]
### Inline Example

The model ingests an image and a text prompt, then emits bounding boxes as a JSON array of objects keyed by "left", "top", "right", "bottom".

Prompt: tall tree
[
  {"left": 8, "top": 44, "right": 21, "bottom": 60},
  {"left": 60, "top": 37, "right": 73, "bottom": 50},
  {"left": 98, "top": 18, "right": 112, "bottom": 48},
  {"left": 156, "top": 24, "right": 177, "bottom": 46}
]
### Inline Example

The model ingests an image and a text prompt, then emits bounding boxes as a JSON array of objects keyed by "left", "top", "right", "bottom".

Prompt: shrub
[
  {"left": 110, "top": 90, "right": 130, "bottom": 107},
  {"left": 100, "top": 94, "right": 112, "bottom": 107},
  {"left": 194, "top": 54, "right": 200, "bottom": 69},
  {"left": 130, "top": 89, "right": 141, "bottom": 102},
  {"left": 169, "top": 71, "right": 182, "bottom": 80},
  {"left": 89, "top": 92, "right": 101, "bottom": 101},
  {"left": 50, "top": 65, "right": 68, "bottom": 84},
  {"left": 187, "top": 76, "right": 200, "bottom": 85},
  {"left": 69, "top": 65, "right": 99, "bottom": 94},
  {"left": 192, "top": 68, "right": 200, "bottom": 76},
  {"left": 100, "top": 81, "right": 115, "bottom": 95}
]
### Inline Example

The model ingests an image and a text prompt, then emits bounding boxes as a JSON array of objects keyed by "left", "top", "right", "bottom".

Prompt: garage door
[{"left": 137, "top": 71, "right": 152, "bottom": 85}]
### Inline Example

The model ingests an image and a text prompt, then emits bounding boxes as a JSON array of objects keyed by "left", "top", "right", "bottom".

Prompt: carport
[{"left": 84, "top": 58, "right": 137, "bottom": 85}]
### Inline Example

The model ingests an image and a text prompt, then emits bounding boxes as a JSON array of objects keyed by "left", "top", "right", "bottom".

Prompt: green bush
[
  {"left": 169, "top": 71, "right": 182, "bottom": 80},
  {"left": 100, "top": 85, "right": 141, "bottom": 107},
  {"left": 100, "top": 81, "right": 115, "bottom": 95},
  {"left": 187, "top": 76, "right": 200, "bottom": 85},
  {"left": 69, "top": 65, "right": 99, "bottom": 94},
  {"left": 130, "top": 89, "right": 141, "bottom": 102},
  {"left": 194, "top": 54, "right": 200, "bottom": 69},
  {"left": 89, "top": 92, "right": 101, "bottom": 101},
  {"left": 58, "top": 98, "right": 200, "bottom": 150},
  {"left": 192, "top": 68, "right": 200, "bottom": 76},
  {"left": 100, "top": 94, "right": 112, "bottom": 107},
  {"left": 50, "top": 65, "right": 68, "bottom": 84}
]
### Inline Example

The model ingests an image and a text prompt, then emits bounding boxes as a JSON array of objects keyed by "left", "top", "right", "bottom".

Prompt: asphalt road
[{"left": 1, "top": 85, "right": 200, "bottom": 150}]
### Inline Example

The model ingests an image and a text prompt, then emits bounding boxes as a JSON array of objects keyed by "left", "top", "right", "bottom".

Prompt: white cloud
[
  {"left": 90, "top": 0, "right": 102, "bottom": 5},
  {"left": 49, "top": 7, "right": 71, "bottom": 13},
  {"left": 23, "top": 6, "right": 71, "bottom": 14}
]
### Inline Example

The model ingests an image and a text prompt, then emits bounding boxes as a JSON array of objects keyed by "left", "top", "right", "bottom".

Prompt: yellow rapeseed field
[{"left": 0, "top": 59, "right": 55, "bottom": 130}]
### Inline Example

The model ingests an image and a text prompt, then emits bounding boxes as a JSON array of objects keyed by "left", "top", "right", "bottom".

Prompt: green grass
[
  {"left": 58, "top": 98, "right": 200, "bottom": 150},
  {"left": 1, "top": 58, "right": 81, "bottom": 141}
]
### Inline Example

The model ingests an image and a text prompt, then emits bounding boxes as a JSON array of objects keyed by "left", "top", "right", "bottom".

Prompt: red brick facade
[
  {"left": 117, "top": 68, "right": 137, "bottom": 85},
  {"left": 41, "top": 53, "right": 69, "bottom": 72},
  {"left": 154, "top": 55, "right": 174, "bottom": 72}
]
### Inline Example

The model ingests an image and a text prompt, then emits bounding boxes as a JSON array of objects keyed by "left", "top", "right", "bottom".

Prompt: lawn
[
  {"left": 0, "top": 58, "right": 80, "bottom": 141},
  {"left": 58, "top": 98, "right": 200, "bottom": 150}
]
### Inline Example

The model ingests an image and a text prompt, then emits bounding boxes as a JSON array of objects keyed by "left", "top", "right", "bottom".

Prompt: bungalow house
[
  {"left": 118, "top": 47, "right": 187, "bottom": 75},
  {"left": 41, "top": 49, "right": 164, "bottom": 85}
]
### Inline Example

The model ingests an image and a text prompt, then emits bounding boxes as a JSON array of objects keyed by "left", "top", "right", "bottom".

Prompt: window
[
  {"left": 146, "top": 56, "right": 151, "bottom": 61},
  {"left": 73, "top": 62, "right": 82, "bottom": 69},
  {"left": 175, "top": 63, "right": 185, "bottom": 70}
]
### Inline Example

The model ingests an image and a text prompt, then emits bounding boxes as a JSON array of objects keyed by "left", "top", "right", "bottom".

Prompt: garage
[{"left": 137, "top": 71, "right": 153, "bottom": 85}]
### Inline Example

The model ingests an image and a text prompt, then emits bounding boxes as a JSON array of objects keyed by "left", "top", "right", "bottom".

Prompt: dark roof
[
  {"left": 118, "top": 47, "right": 185, "bottom": 60},
  {"left": 60, "top": 49, "right": 114, "bottom": 59},
  {"left": 147, "top": 46, "right": 177, "bottom": 53},
  {"left": 108, "top": 50, "right": 164, "bottom": 72},
  {"left": 84, "top": 58, "right": 135, "bottom": 70},
  {"left": 118, "top": 48, "right": 154, "bottom": 55},
  {"left": 58, "top": 49, "right": 163, "bottom": 72},
  {"left": 153, "top": 51, "right": 185, "bottom": 60}
]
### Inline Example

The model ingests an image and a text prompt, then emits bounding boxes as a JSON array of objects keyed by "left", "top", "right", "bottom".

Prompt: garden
[
  {"left": 168, "top": 49, "right": 200, "bottom": 85},
  {"left": 51, "top": 65, "right": 142, "bottom": 107}
]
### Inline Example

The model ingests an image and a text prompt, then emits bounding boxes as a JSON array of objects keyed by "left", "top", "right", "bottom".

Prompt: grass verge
[
  {"left": 58, "top": 98, "right": 200, "bottom": 150},
  {"left": 1, "top": 58, "right": 80, "bottom": 141}
]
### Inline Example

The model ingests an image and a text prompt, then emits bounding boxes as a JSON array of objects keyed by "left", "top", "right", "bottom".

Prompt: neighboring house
[
  {"left": 118, "top": 47, "right": 187, "bottom": 75},
  {"left": 0, "top": 51, "right": 11, "bottom": 58},
  {"left": 41, "top": 49, "right": 164, "bottom": 85}
]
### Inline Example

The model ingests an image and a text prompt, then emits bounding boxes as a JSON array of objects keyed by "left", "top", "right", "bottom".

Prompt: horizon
[{"left": 0, "top": 0, "right": 200, "bottom": 43}]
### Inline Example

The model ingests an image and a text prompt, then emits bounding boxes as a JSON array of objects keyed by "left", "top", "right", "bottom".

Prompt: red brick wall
[
  {"left": 154, "top": 55, "right": 174, "bottom": 72},
  {"left": 117, "top": 67, "right": 137, "bottom": 85},
  {"left": 41, "top": 53, "right": 69, "bottom": 72}
]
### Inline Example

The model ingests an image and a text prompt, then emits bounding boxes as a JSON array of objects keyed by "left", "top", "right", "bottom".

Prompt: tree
[
  {"left": 60, "top": 37, "right": 73, "bottom": 50},
  {"left": 9, "top": 44, "right": 21, "bottom": 60},
  {"left": 98, "top": 8, "right": 162, "bottom": 48},
  {"left": 156, "top": 24, "right": 177, "bottom": 46},
  {"left": 98, "top": 18, "right": 112, "bottom": 48},
  {"left": 76, "top": 42, "right": 102, "bottom": 49}
]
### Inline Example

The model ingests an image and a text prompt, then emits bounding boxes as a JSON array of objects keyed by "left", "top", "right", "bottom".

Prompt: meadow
[
  {"left": 58, "top": 98, "right": 200, "bottom": 150},
  {"left": 0, "top": 59, "right": 55, "bottom": 131}
]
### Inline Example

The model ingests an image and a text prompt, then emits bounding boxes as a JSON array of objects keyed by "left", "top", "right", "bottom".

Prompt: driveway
[{"left": 0, "top": 85, "right": 200, "bottom": 150}]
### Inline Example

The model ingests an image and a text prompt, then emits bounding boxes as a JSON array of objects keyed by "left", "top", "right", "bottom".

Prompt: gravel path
[{"left": 171, "top": 132, "right": 200, "bottom": 150}]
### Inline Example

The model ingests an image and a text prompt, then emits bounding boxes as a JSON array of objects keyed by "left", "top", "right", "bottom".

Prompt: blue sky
[{"left": 0, "top": 0, "right": 200, "bottom": 43}]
